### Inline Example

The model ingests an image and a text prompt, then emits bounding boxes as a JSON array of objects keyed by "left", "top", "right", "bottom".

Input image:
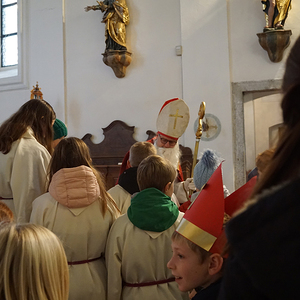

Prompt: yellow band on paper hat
[{"left": 176, "top": 218, "right": 217, "bottom": 251}]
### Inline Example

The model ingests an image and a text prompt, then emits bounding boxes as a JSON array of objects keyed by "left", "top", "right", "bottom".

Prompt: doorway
[
  {"left": 244, "top": 90, "right": 283, "bottom": 177},
  {"left": 232, "top": 79, "right": 282, "bottom": 189}
]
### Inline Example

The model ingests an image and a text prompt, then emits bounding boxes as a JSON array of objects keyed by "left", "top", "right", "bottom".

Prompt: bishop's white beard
[{"left": 154, "top": 141, "right": 181, "bottom": 170}]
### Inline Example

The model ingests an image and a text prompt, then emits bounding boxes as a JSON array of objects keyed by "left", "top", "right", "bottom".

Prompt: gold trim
[{"left": 177, "top": 219, "right": 216, "bottom": 251}]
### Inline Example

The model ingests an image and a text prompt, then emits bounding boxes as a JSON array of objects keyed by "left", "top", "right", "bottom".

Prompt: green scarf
[{"left": 127, "top": 187, "right": 179, "bottom": 232}]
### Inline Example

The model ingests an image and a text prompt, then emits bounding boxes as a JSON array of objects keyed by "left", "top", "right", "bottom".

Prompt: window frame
[
  {"left": 1, "top": 0, "right": 18, "bottom": 68},
  {"left": 0, "top": 0, "right": 27, "bottom": 91}
]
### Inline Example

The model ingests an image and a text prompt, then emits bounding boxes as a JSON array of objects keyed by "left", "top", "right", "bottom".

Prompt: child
[
  {"left": 52, "top": 118, "right": 68, "bottom": 148},
  {"left": 193, "top": 149, "right": 230, "bottom": 200},
  {"left": 30, "top": 137, "right": 120, "bottom": 300},
  {"left": 105, "top": 155, "right": 189, "bottom": 300},
  {"left": 168, "top": 231, "right": 224, "bottom": 299},
  {"left": 0, "top": 222, "right": 69, "bottom": 300},
  {"left": 169, "top": 163, "right": 256, "bottom": 300},
  {"left": 108, "top": 141, "right": 156, "bottom": 214},
  {"left": 168, "top": 164, "right": 226, "bottom": 299},
  {"left": 0, "top": 99, "right": 56, "bottom": 222},
  {"left": 247, "top": 148, "right": 274, "bottom": 181},
  {"left": 255, "top": 148, "right": 275, "bottom": 178},
  {"left": 179, "top": 149, "right": 229, "bottom": 212}
]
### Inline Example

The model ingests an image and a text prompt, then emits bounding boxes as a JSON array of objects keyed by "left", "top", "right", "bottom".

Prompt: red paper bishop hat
[
  {"left": 176, "top": 164, "right": 224, "bottom": 253},
  {"left": 156, "top": 98, "right": 190, "bottom": 140},
  {"left": 225, "top": 176, "right": 257, "bottom": 217},
  {"left": 176, "top": 166, "right": 257, "bottom": 255}
]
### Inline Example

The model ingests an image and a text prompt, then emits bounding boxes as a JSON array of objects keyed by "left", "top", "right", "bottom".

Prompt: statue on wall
[
  {"left": 261, "top": 0, "right": 292, "bottom": 31},
  {"left": 30, "top": 82, "right": 43, "bottom": 100},
  {"left": 257, "top": 0, "right": 292, "bottom": 63},
  {"left": 85, "top": 0, "right": 132, "bottom": 78}
]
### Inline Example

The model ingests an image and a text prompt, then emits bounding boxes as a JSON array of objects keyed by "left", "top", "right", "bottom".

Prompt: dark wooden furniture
[
  {"left": 82, "top": 120, "right": 193, "bottom": 190},
  {"left": 82, "top": 120, "right": 137, "bottom": 190}
]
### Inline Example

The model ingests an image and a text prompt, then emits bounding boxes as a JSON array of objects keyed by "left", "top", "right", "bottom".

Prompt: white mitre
[{"left": 156, "top": 98, "right": 190, "bottom": 140}]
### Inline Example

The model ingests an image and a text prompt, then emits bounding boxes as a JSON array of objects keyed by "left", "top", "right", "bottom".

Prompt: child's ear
[
  {"left": 208, "top": 253, "right": 223, "bottom": 276},
  {"left": 164, "top": 182, "right": 172, "bottom": 193},
  {"left": 127, "top": 160, "right": 131, "bottom": 168}
]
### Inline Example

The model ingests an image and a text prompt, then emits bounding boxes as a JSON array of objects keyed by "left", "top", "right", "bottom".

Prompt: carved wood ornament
[{"left": 82, "top": 121, "right": 193, "bottom": 190}]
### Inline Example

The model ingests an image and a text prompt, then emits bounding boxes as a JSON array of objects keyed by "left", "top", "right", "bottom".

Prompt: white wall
[
  {"left": 0, "top": 0, "right": 65, "bottom": 119},
  {"left": 0, "top": 0, "right": 299, "bottom": 192},
  {"left": 64, "top": 0, "right": 183, "bottom": 143},
  {"left": 180, "top": 0, "right": 233, "bottom": 191},
  {"left": 229, "top": 0, "right": 300, "bottom": 82}
]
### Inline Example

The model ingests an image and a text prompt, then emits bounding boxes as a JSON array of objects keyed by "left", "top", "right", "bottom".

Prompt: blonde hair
[
  {"left": 129, "top": 141, "right": 157, "bottom": 167},
  {"left": 171, "top": 231, "right": 211, "bottom": 264},
  {"left": 0, "top": 201, "right": 14, "bottom": 222},
  {"left": 48, "top": 137, "right": 120, "bottom": 217},
  {"left": 0, "top": 223, "right": 69, "bottom": 300},
  {"left": 137, "top": 155, "right": 176, "bottom": 191},
  {"left": 255, "top": 148, "right": 275, "bottom": 173}
]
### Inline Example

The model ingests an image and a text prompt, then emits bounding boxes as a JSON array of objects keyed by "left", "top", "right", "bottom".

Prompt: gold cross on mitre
[{"left": 169, "top": 109, "right": 183, "bottom": 129}]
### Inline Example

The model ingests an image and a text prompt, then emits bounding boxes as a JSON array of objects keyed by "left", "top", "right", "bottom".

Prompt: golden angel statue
[
  {"left": 85, "top": 0, "right": 131, "bottom": 78},
  {"left": 85, "top": 0, "right": 129, "bottom": 52},
  {"left": 262, "top": 0, "right": 292, "bottom": 31}
]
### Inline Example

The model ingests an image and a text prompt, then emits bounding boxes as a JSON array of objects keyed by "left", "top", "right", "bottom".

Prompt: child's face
[{"left": 167, "top": 238, "right": 211, "bottom": 292}]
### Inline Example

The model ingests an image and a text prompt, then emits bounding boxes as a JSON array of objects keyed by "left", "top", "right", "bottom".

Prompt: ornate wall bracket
[
  {"left": 257, "top": 30, "right": 292, "bottom": 63},
  {"left": 102, "top": 50, "right": 132, "bottom": 78}
]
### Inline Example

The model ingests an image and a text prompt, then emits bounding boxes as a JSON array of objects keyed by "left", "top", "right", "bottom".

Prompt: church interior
[
  {"left": 1, "top": 1, "right": 300, "bottom": 299},
  {"left": 0, "top": 0, "right": 299, "bottom": 193}
]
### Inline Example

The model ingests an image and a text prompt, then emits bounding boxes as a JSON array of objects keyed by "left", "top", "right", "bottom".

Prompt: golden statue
[
  {"left": 262, "top": 0, "right": 292, "bottom": 31},
  {"left": 30, "top": 82, "right": 43, "bottom": 100},
  {"left": 85, "top": 0, "right": 129, "bottom": 51},
  {"left": 85, "top": 0, "right": 131, "bottom": 78}
]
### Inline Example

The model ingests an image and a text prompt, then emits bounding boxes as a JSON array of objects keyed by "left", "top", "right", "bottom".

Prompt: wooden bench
[{"left": 82, "top": 120, "right": 193, "bottom": 190}]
